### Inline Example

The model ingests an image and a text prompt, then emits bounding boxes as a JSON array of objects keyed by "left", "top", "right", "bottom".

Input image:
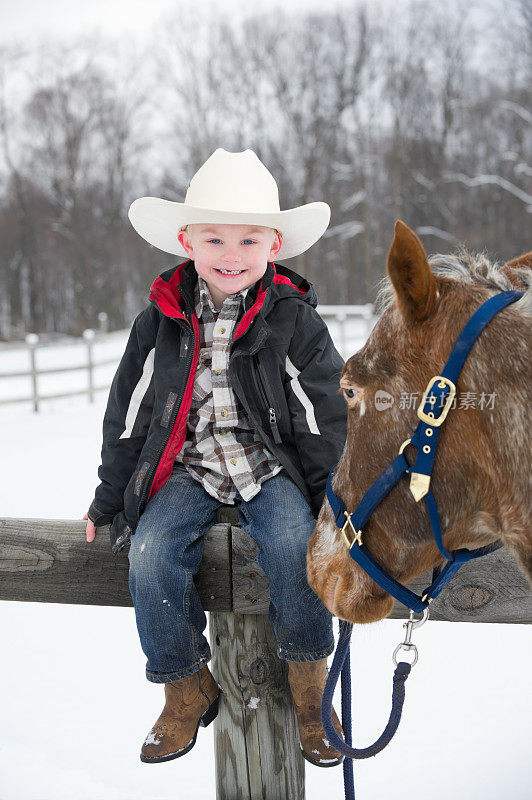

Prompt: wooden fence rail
[{"left": 1, "top": 510, "right": 530, "bottom": 799}]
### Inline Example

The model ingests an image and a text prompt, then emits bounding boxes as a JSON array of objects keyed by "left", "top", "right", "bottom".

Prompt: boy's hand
[{"left": 83, "top": 513, "right": 96, "bottom": 542}]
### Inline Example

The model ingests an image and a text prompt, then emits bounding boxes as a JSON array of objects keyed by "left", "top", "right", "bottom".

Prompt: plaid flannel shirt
[{"left": 173, "top": 275, "right": 284, "bottom": 502}]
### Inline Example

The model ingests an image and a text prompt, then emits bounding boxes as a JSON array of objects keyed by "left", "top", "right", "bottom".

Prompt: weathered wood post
[
  {"left": 210, "top": 508, "right": 305, "bottom": 799},
  {"left": 1, "top": 514, "right": 531, "bottom": 799}
]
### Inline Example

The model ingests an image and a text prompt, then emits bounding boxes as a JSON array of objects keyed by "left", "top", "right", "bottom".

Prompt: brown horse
[{"left": 308, "top": 221, "right": 532, "bottom": 624}]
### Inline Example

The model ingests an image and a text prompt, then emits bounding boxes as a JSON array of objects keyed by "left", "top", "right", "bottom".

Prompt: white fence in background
[
  {"left": 0, "top": 330, "right": 119, "bottom": 412},
  {"left": 0, "top": 305, "right": 375, "bottom": 412},
  {"left": 318, "top": 304, "right": 375, "bottom": 357}
]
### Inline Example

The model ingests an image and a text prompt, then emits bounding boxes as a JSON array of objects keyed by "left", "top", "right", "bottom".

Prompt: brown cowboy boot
[
  {"left": 287, "top": 658, "right": 345, "bottom": 767},
  {"left": 140, "top": 664, "right": 221, "bottom": 763}
]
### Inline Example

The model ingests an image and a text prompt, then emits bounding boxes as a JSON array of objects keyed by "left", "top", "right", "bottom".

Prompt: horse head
[{"left": 308, "top": 221, "right": 532, "bottom": 623}]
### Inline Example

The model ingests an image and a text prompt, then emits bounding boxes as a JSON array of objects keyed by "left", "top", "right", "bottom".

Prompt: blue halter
[{"left": 326, "top": 290, "right": 523, "bottom": 613}]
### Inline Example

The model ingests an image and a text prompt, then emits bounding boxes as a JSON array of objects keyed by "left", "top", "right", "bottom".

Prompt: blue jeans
[{"left": 128, "top": 465, "right": 335, "bottom": 683}]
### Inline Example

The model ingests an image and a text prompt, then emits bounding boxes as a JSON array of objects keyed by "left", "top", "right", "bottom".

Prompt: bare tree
[{"left": 0, "top": 0, "right": 529, "bottom": 337}]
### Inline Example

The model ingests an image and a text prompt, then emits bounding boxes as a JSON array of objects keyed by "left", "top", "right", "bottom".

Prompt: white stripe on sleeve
[
  {"left": 119, "top": 347, "right": 155, "bottom": 439},
  {"left": 285, "top": 355, "right": 321, "bottom": 435}
]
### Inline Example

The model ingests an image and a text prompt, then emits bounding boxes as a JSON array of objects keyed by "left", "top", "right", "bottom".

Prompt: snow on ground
[{"left": 0, "top": 330, "right": 531, "bottom": 800}]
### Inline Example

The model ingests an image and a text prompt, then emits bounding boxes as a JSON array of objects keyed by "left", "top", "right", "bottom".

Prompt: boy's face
[{"left": 178, "top": 223, "right": 282, "bottom": 309}]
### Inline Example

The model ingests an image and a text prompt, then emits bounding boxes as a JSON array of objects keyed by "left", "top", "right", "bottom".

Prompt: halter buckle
[
  {"left": 341, "top": 512, "right": 363, "bottom": 550},
  {"left": 417, "top": 375, "right": 456, "bottom": 426}
]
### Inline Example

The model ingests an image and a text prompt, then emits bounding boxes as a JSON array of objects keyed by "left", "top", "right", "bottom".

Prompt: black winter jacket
[{"left": 87, "top": 259, "right": 347, "bottom": 555}]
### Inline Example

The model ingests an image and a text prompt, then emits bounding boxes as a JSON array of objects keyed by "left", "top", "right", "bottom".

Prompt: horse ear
[
  {"left": 504, "top": 252, "right": 532, "bottom": 269},
  {"left": 501, "top": 251, "right": 532, "bottom": 290},
  {"left": 386, "top": 220, "right": 438, "bottom": 323}
]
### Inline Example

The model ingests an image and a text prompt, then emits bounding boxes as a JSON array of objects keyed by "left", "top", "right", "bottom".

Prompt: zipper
[
  {"left": 268, "top": 407, "right": 281, "bottom": 443},
  {"left": 252, "top": 355, "right": 282, "bottom": 444},
  {"left": 137, "top": 317, "right": 195, "bottom": 518}
]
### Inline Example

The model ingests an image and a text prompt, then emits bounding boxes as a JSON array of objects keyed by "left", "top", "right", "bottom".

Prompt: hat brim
[{"left": 128, "top": 197, "right": 330, "bottom": 260}]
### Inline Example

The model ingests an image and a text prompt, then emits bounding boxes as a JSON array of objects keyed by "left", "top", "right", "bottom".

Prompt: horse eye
[{"left": 343, "top": 388, "right": 355, "bottom": 398}]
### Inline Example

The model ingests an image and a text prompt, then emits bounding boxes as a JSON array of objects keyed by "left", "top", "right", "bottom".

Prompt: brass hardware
[
  {"left": 409, "top": 472, "right": 431, "bottom": 501},
  {"left": 423, "top": 445, "right": 431, "bottom": 454},
  {"left": 399, "top": 438, "right": 412, "bottom": 454},
  {"left": 417, "top": 376, "right": 456, "bottom": 426},
  {"left": 425, "top": 428, "right": 433, "bottom": 436},
  {"left": 341, "top": 511, "right": 363, "bottom": 549}
]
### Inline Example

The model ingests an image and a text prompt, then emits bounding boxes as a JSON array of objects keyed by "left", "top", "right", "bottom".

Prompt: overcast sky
[{"left": 0, "top": 0, "right": 351, "bottom": 45}]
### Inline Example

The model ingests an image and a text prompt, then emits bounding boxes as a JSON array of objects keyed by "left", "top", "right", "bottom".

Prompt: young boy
[{"left": 84, "top": 149, "right": 347, "bottom": 766}]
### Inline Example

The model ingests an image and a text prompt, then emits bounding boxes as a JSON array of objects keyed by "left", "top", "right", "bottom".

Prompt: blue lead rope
[
  {"left": 321, "top": 620, "right": 414, "bottom": 800},
  {"left": 322, "top": 620, "right": 411, "bottom": 762}
]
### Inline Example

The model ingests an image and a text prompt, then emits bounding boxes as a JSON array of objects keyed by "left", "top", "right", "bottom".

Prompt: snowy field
[{"left": 0, "top": 326, "right": 531, "bottom": 800}]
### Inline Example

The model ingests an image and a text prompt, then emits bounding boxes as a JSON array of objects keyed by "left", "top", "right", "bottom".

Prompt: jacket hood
[{"left": 148, "top": 259, "right": 318, "bottom": 323}]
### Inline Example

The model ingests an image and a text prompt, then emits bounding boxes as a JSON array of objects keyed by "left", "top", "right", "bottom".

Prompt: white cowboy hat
[{"left": 128, "top": 148, "right": 330, "bottom": 260}]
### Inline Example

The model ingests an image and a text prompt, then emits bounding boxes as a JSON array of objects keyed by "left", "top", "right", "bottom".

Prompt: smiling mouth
[{"left": 214, "top": 268, "right": 246, "bottom": 276}]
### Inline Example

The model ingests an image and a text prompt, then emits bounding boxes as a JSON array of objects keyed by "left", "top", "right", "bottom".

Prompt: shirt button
[
  {"left": 221, "top": 409, "right": 228, "bottom": 417},
  {"left": 218, "top": 327, "right": 226, "bottom": 334},
  {"left": 230, "top": 458, "right": 237, "bottom": 465},
  {"left": 214, "top": 368, "right": 222, "bottom": 375}
]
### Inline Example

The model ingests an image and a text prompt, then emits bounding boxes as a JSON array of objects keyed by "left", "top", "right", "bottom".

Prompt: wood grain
[
  {"left": 1, "top": 516, "right": 530, "bottom": 622},
  {"left": 210, "top": 611, "right": 305, "bottom": 800}
]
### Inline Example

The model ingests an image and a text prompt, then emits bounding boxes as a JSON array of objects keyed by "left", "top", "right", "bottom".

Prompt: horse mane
[{"left": 374, "top": 247, "right": 532, "bottom": 319}]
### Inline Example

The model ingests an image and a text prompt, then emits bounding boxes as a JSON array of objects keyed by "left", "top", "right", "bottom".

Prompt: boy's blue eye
[{"left": 206, "top": 237, "right": 255, "bottom": 245}]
